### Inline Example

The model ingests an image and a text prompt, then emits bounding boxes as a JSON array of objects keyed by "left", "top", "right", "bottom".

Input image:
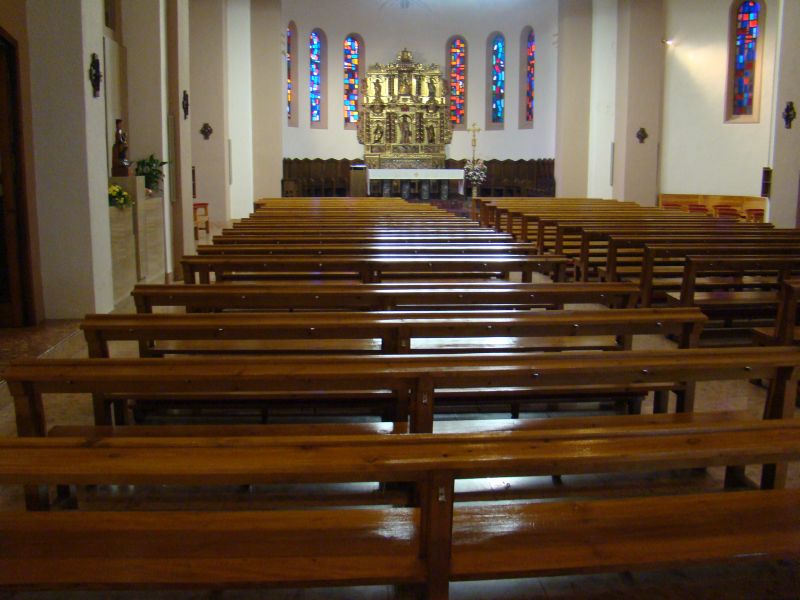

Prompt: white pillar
[
  {"left": 555, "top": 0, "right": 593, "bottom": 197},
  {"left": 190, "top": 0, "right": 229, "bottom": 226},
  {"left": 28, "top": 0, "right": 114, "bottom": 317},
  {"left": 612, "top": 0, "right": 665, "bottom": 205},
  {"left": 251, "top": 0, "right": 283, "bottom": 200},
  {"left": 121, "top": 0, "right": 173, "bottom": 272},
  {"left": 768, "top": 0, "right": 800, "bottom": 228}
]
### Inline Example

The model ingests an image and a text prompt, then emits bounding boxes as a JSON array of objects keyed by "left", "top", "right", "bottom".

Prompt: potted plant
[
  {"left": 464, "top": 159, "right": 487, "bottom": 199},
  {"left": 134, "top": 154, "right": 168, "bottom": 193},
  {"left": 108, "top": 184, "right": 133, "bottom": 209}
]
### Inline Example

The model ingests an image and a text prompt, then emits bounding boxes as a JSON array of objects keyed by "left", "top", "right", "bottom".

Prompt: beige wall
[
  {"left": 190, "top": 0, "right": 229, "bottom": 226},
  {"left": 251, "top": 0, "right": 283, "bottom": 200},
  {"left": 613, "top": 0, "right": 664, "bottom": 205},
  {"left": 770, "top": 0, "right": 800, "bottom": 228},
  {"left": 0, "top": 0, "right": 44, "bottom": 322},
  {"left": 28, "top": 0, "right": 114, "bottom": 318},
  {"left": 167, "top": 0, "right": 195, "bottom": 261},
  {"left": 554, "top": 0, "right": 592, "bottom": 196}
]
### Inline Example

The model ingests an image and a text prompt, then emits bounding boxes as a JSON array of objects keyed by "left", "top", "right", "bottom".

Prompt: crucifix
[{"left": 467, "top": 122, "right": 481, "bottom": 161}]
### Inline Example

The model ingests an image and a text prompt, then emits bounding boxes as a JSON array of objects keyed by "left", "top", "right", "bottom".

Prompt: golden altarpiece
[{"left": 357, "top": 49, "right": 452, "bottom": 169}]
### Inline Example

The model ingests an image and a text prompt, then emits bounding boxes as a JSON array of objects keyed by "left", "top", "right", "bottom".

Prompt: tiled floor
[{"left": 0, "top": 267, "right": 799, "bottom": 597}]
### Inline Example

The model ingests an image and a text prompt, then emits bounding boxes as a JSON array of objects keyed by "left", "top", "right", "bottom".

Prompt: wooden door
[{"left": 0, "top": 35, "right": 25, "bottom": 326}]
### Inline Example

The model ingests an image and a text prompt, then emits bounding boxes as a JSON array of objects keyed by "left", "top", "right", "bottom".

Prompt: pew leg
[
  {"left": 112, "top": 399, "right": 128, "bottom": 426},
  {"left": 724, "top": 466, "right": 750, "bottom": 489},
  {"left": 24, "top": 485, "right": 50, "bottom": 511},
  {"left": 55, "top": 484, "right": 78, "bottom": 509},
  {"left": 510, "top": 402, "right": 520, "bottom": 419},
  {"left": 653, "top": 391, "right": 669, "bottom": 414},
  {"left": 419, "top": 473, "right": 453, "bottom": 600},
  {"left": 627, "top": 396, "right": 643, "bottom": 415}
]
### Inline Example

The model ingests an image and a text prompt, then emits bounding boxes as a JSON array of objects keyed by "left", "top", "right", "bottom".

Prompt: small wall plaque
[{"left": 88, "top": 53, "right": 102, "bottom": 98}]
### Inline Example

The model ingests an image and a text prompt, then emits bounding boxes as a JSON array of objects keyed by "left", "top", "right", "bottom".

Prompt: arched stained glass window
[
  {"left": 490, "top": 34, "right": 505, "bottom": 123},
  {"left": 726, "top": 1, "right": 765, "bottom": 123},
  {"left": 343, "top": 35, "right": 362, "bottom": 126},
  {"left": 309, "top": 30, "right": 323, "bottom": 123},
  {"left": 286, "top": 24, "right": 294, "bottom": 122},
  {"left": 732, "top": 1, "right": 759, "bottom": 116},
  {"left": 525, "top": 29, "right": 535, "bottom": 122},
  {"left": 448, "top": 37, "right": 466, "bottom": 126}
]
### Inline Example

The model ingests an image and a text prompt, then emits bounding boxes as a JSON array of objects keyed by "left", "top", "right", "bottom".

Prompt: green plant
[
  {"left": 134, "top": 154, "right": 168, "bottom": 191},
  {"left": 108, "top": 184, "right": 132, "bottom": 209}
]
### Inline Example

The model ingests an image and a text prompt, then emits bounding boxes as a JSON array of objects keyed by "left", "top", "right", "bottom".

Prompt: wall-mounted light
[{"left": 662, "top": 38, "right": 676, "bottom": 47}]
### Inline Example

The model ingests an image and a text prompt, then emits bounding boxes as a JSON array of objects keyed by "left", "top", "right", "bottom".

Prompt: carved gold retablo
[{"left": 357, "top": 49, "right": 452, "bottom": 169}]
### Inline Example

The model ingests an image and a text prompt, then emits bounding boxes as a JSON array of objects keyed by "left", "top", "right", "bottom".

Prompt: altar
[{"left": 367, "top": 168, "right": 464, "bottom": 200}]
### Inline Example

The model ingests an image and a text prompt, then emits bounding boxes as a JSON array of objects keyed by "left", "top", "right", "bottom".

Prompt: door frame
[{"left": 0, "top": 25, "right": 37, "bottom": 326}]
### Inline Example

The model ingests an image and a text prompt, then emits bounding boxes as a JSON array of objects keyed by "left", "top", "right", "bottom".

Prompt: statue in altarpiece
[{"left": 357, "top": 49, "right": 452, "bottom": 169}]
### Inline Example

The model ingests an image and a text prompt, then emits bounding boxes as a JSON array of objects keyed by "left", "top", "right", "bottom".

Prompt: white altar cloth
[{"left": 367, "top": 168, "right": 465, "bottom": 195}]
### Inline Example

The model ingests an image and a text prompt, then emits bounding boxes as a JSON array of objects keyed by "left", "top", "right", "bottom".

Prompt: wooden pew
[
  {"left": 752, "top": 279, "right": 800, "bottom": 346},
  {"left": 8, "top": 346, "right": 800, "bottom": 440},
  {"left": 81, "top": 307, "right": 707, "bottom": 358},
  {"left": 132, "top": 281, "right": 641, "bottom": 313},
  {"left": 211, "top": 233, "right": 515, "bottom": 244},
  {"left": 665, "top": 256, "right": 800, "bottom": 337},
  {"left": 195, "top": 242, "right": 544, "bottom": 256},
  {"left": 2, "top": 417, "right": 800, "bottom": 596},
  {"left": 179, "top": 254, "right": 571, "bottom": 284},
  {"left": 638, "top": 244, "right": 800, "bottom": 306}
]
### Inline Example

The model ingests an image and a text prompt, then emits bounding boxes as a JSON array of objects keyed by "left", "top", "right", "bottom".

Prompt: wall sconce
[
  {"left": 200, "top": 123, "right": 213, "bottom": 140},
  {"left": 783, "top": 101, "right": 796, "bottom": 129},
  {"left": 661, "top": 38, "right": 676, "bottom": 47},
  {"left": 636, "top": 127, "right": 649, "bottom": 144}
]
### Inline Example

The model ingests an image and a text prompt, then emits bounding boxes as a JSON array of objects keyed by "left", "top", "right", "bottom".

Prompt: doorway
[{"left": 0, "top": 32, "right": 34, "bottom": 326}]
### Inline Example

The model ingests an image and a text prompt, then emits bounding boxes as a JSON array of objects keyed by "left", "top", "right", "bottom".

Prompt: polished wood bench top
[
  {"left": 132, "top": 281, "right": 631, "bottom": 312},
  {"left": 180, "top": 254, "right": 570, "bottom": 284},
  {"left": 81, "top": 307, "right": 706, "bottom": 357},
  {"left": 196, "top": 243, "right": 543, "bottom": 256},
  {"left": 213, "top": 233, "right": 515, "bottom": 244},
  {"left": 5, "top": 417, "right": 800, "bottom": 484}
]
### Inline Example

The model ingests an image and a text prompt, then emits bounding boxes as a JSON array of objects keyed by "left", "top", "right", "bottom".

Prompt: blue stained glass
[
  {"left": 449, "top": 37, "right": 466, "bottom": 124},
  {"left": 732, "top": 1, "right": 760, "bottom": 116},
  {"left": 525, "top": 30, "right": 535, "bottom": 122},
  {"left": 343, "top": 36, "right": 360, "bottom": 124},
  {"left": 491, "top": 35, "right": 505, "bottom": 123},
  {"left": 309, "top": 31, "right": 322, "bottom": 123},
  {"left": 286, "top": 27, "right": 292, "bottom": 120}
]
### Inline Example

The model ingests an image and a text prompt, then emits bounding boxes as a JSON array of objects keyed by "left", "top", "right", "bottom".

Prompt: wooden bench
[
  {"left": 8, "top": 346, "right": 799, "bottom": 445},
  {"left": 2, "top": 417, "right": 800, "bottom": 596},
  {"left": 212, "top": 233, "right": 515, "bottom": 244},
  {"left": 195, "top": 242, "right": 544, "bottom": 256},
  {"left": 179, "top": 255, "right": 571, "bottom": 284},
  {"left": 752, "top": 279, "right": 800, "bottom": 346},
  {"left": 81, "top": 307, "right": 706, "bottom": 357},
  {"left": 132, "top": 281, "right": 641, "bottom": 313},
  {"left": 638, "top": 244, "right": 800, "bottom": 306}
]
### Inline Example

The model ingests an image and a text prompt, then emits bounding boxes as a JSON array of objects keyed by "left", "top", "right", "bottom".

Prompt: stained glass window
[
  {"left": 490, "top": 34, "right": 505, "bottom": 123},
  {"left": 309, "top": 30, "right": 322, "bottom": 123},
  {"left": 343, "top": 36, "right": 360, "bottom": 124},
  {"left": 286, "top": 26, "right": 292, "bottom": 121},
  {"left": 732, "top": 1, "right": 760, "bottom": 116},
  {"left": 449, "top": 37, "right": 466, "bottom": 125},
  {"left": 525, "top": 30, "right": 535, "bottom": 122}
]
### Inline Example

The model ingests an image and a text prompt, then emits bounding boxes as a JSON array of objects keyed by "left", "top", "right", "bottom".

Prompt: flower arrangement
[
  {"left": 464, "top": 159, "right": 487, "bottom": 185},
  {"left": 135, "top": 154, "right": 168, "bottom": 192},
  {"left": 108, "top": 184, "right": 133, "bottom": 209}
]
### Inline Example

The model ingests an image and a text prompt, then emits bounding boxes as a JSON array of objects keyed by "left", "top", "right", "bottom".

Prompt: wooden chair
[{"left": 192, "top": 202, "right": 209, "bottom": 240}]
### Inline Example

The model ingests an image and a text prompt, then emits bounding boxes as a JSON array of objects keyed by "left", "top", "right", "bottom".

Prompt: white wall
[
  {"left": 190, "top": 0, "right": 229, "bottom": 226},
  {"left": 586, "top": 0, "right": 617, "bottom": 198},
  {"left": 251, "top": 0, "right": 283, "bottom": 200},
  {"left": 28, "top": 0, "right": 114, "bottom": 318},
  {"left": 226, "top": 0, "right": 255, "bottom": 217},
  {"left": 282, "top": 0, "right": 557, "bottom": 160},
  {"left": 121, "top": 0, "right": 173, "bottom": 271},
  {"left": 660, "top": 0, "right": 778, "bottom": 196},
  {"left": 768, "top": 0, "right": 800, "bottom": 227}
]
